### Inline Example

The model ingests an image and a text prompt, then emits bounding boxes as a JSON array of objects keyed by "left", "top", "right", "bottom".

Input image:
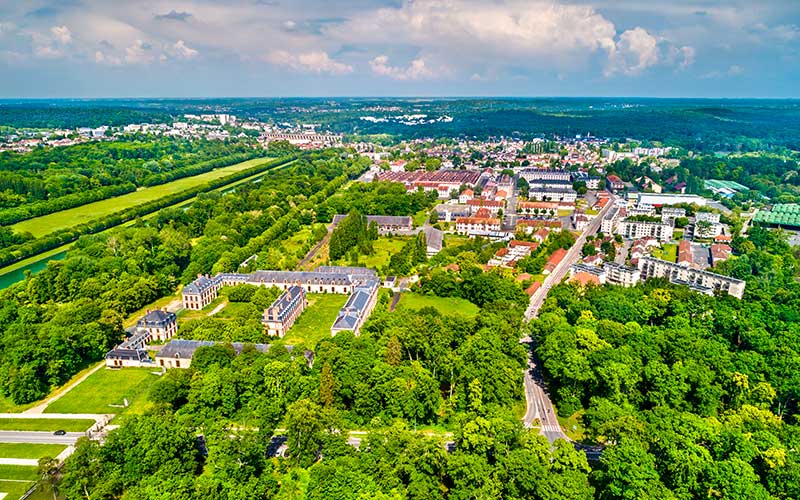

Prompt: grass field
[
  {"left": 0, "top": 444, "right": 66, "bottom": 460},
  {"left": 394, "top": 293, "right": 479, "bottom": 318},
  {"left": 0, "top": 465, "right": 38, "bottom": 482},
  {"left": 0, "top": 479, "right": 35, "bottom": 500},
  {"left": 0, "top": 419, "right": 93, "bottom": 432},
  {"left": 12, "top": 157, "right": 273, "bottom": 238},
  {"left": 45, "top": 368, "right": 160, "bottom": 415},
  {"left": 652, "top": 243, "right": 678, "bottom": 263},
  {"left": 557, "top": 410, "right": 586, "bottom": 442},
  {"left": 281, "top": 294, "right": 348, "bottom": 348}
]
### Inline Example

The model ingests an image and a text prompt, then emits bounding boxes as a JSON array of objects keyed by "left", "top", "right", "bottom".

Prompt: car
[{"left": 53, "top": 430, "right": 66, "bottom": 436}]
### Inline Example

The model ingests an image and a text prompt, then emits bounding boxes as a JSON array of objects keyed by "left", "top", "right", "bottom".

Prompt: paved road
[
  {"left": 0, "top": 430, "right": 84, "bottom": 445},
  {"left": 522, "top": 194, "right": 615, "bottom": 444}
]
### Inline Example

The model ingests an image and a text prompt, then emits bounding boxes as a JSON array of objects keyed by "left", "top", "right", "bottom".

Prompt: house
[
  {"left": 467, "top": 198, "right": 504, "bottom": 215},
  {"left": 135, "top": 309, "right": 178, "bottom": 342},
  {"left": 525, "top": 281, "right": 542, "bottom": 296},
  {"left": 714, "top": 234, "right": 733, "bottom": 244},
  {"left": 518, "top": 201, "right": 558, "bottom": 218},
  {"left": 678, "top": 240, "right": 693, "bottom": 266},
  {"left": 569, "top": 263, "right": 607, "bottom": 285},
  {"left": 572, "top": 212, "right": 590, "bottom": 231},
  {"left": 531, "top": 227, "right": 550, "bottom": 244},
  {"left": 636, "top": 176, "right": 662, "bottom": 193},
  {"left": 435, "top": 203, "right": 472, "bottom": 222},
  {"left": 459, "top": 189, "right": 474, "bottom": 204},
  {"left": 182, "top": 274, "right": 222, "bottom": 310},
  {"left": 423, "top": 226, "right": 444, "bottom": 256},
  {"left": 607, "top": 175, "right": 625, "bottom": 191},
  {"left": 456, "top": 216, "right": 502, "bottom": 236},
  {"left": 332, "top": 214, "right": 413, "bottom": 235},
  {"left": 263, "top": 285, "right": 307, "bottom": 337},
  {"left": 711, "top": 244, "right": 732, "bottom": 265},
  {"left": 543, "top": 248, "right": 568, "bottom": 274},
  {"left": 517, "top": 220, "right": 562, "bottom": 235},
  {"left": 528, "top": 188, "right": 577, "bottom": 203}
]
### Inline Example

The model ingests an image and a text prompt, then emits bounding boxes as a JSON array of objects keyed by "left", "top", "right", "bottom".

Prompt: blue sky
[{"left": 0, "top": 0, "right": 798, "bottom": 98}]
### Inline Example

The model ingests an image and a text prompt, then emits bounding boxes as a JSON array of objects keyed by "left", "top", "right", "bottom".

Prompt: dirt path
[
  {"left": 23, "top": 363, "right": 105, "bottom": 415},
  {"left": 389, "top": 292, "right": 402, "bottom": 311},
  {"left": 297, "top": 228, "right": 331, "bottom": 270}
]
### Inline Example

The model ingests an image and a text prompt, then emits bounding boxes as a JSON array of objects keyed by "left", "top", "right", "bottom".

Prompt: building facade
[
  {"left": 637, "top": 256, "right": 745, "bottom": 298},
  {"left": 263, "top": 285, "right": 308, "bottom": 337}
]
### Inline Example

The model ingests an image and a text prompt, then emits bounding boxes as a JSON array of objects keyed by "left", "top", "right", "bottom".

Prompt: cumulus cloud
[
  {"left": 370, "top": 55, "right": 435, "bottom": 80},
  {"left": 172, "top": 40, "right": 198, "bottom": 59},
  {"left": 125, "top": 39, "right": 155, "bottom": 64},
  {"left": 33, "top": 25, "right": 72, "bottom": 58},
  {"left": 266, "top": 50, "right": 352, "bottom": 75},
  {"left": 606, "top": 27, "right": 659, "bottom": 76}
]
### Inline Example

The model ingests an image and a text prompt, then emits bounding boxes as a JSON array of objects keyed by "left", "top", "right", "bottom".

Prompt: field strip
[
  {"left": 0, "top": 158, "right": 296, "bottom": 286},
  {"left": 12, "top": 157, "right": 277, "bottom": 238}
]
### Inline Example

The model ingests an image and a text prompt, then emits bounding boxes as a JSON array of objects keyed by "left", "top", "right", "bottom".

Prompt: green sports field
[{"left": 12, "top": 157, "right": 273, "bottom": 238}]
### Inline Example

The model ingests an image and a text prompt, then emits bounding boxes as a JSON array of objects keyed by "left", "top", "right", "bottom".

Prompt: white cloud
[
  {"left": 50, "top": 26, "right": 72, "bottom": 45},
  {"left": 33, "top": 25, "right": 73, "bottom": 59},
  {"left": 266, "top": 50, "right": 352, "bottom": 75},
  {"left": 370, "top": 55, "right": 435, "bottom": 80},
  {"left": 125, "top": 39, "right": 155, "bottom": 64},
  {"left": 606, "top": 27, "right": 660, "bottom": 76},
  {"left": 172, "top": 40, "right": 198, "bottom": 59}
]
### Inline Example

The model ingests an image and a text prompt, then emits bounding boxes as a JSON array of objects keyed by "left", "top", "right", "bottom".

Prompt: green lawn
[
  {"left": 280, "top": 294, "right": 349, "bottom": 348},
  {"left": 0, "top": 419, "right": 93, "bottom": 432},
  {"left": 652, "top": 243, "right": 678, "bottom": 263},
  {"left": 12, "top": 157, "right": 273, "bottom": 238},
  {"left": 0, "top": 444, "right": 66, "bottom": 460},
  {"left": 0, "top": 465, "right": 38, "bottom": 482},
  {"left": 0, "top": 479, "right": 35, "bottom": 500},
  {"left": 330, "top": 236, "right": 409, "bottom": 271},
  {"left": 395, "top": 293, "right": 479, "bottom": 318},
  {"left": 557, "top": 410, "right": 586, "bottom": 442},
  {"left": 45, "top": 368, "right": 160, "bottom": 415}
]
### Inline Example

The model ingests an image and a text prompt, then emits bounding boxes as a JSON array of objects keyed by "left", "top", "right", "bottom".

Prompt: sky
[{"left": 0, "top": 0, "right": 798, "bottom": 98}]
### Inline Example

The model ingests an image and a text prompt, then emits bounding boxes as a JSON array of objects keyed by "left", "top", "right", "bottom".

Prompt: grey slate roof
[
  {"left": 137, "top": 310, "right": 176, "bottom": 329},
  {"left": 423, "top": 226, "right": 444, "bottom": 252}
]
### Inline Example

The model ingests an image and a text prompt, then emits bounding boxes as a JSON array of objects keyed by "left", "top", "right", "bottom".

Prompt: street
[
  {"left": 522, "top": 193, "right": 615, "bottom": 445},
  {"left": 0, "top": 430, "right": 84, "bottom": 445}
]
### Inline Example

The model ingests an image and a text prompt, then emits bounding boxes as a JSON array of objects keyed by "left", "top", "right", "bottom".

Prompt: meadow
[
  {"left": 12, "top": 157, "right": 272, "bottom": 238},
  {"left": 280, "top": 293, "right": 349, "bottom": 348},
  {"left": 44, "top": 368, "right": 160, "bottom": 415},
  {"left": 0, "top": 419, "right": 93, "bottom": 432},
  {"left": 394, "top": 292, "right": 480, "bottom": 318}
]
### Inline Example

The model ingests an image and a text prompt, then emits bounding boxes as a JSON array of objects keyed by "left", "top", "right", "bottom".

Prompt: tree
[
  {"left": 320, "top": 363, "right": 335, "bottom": 408},
  {"left": 38, "top": 456, "right": 60, "bottom": 500}
]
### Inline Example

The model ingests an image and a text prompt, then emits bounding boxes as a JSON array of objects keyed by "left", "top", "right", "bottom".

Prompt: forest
[
  {"left": 0, "top": 137, "right": 259, "bottom": 224},
  {"left": 530, "top": 225, "right": 800, "bottom": 498},
  {"left": 0, "top": 150, "right": 367, "bottom": 404}
]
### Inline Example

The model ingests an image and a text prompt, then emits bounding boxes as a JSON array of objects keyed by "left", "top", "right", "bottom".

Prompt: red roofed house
[
  {"left": 607, "top": 174, "right": 625, "bottom": 191},
  {"left": 459, "top": 189, "right": 475, "bottom": 204},
  {"left": 525, "top": 281, "right": 542, "bottom": 296},
  {"left": 570, "top": 271, "right": 602, "bottom": 287},
  {"left": 532, "top": 228, "right": 550, "bottom": 244},
  {"left": 543, "top": 248, "right": 568, "bottom": 275},
  {"left": 678, "top": 240, "right": 693, "bottom": 266},
  {"left": 711, "top": 244, "right": 732, "bottom": 266}
]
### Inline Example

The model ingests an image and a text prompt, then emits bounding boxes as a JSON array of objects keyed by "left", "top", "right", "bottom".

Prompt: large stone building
[
  {"left": 155, "top": 340, "right": 314, "bottom": 369},
  {"left": 182, "top": 266, "right": 381, "bottom": 336},
  {"left": 637, "top": 256, "right": 746, "bottom": 298},
  {"left": 263, "top": 285, "right": 307, "bottom": 337},
  {"left": 330, "top": 282, "right": 380, "bottom": 336},
  {"left": 105, "top": 309, "right": 177, "bottom": 367}
]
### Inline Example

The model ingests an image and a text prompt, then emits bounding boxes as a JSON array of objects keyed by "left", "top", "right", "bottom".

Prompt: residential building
[
  {"left": 617, "top": 220, "right": 674, "bottom": 241},
  {"left": 435, "top": 203, "right": 472, "bottom": 222},
  {"left": 458, "top": 189, "right": 474, "bottom": 204},
  {"left": 456, "top": 216, "right": 502, "bottom": 236},
  {"left": 528, "top": 188, "right": 577, "bottom": 202},
  {"left": 182, "top": 274, "right": 222, "bottom": 310},
  {"left": 569, "top": 263, "right": 607, "bottom": 284},
  {"left": 603, "top": 262, "right": 641, "bottom": 287},
  {"left": 661, "top": 207, "right": 686, "bottom": 222},
  {"left": 607, "top": 174, "right": 625, "bottom": 191},
  {"left": 678, "top": 240, "right": 693, "bottom": 266},
  {"left": 637, "top": 193, "right": 708, "bottom": 207},
  {"left": 467, "top": 198, "right": 504, "bottom": 215},
  {"left": 263, "top": 286, "right": 307, "bottom": 337},
  {"left": 136, "top": 309, "right": 178, "bottom": 342},
  {"left": 543, "top": 248, "right": 568, "bottom": 274},
  {"left": 519, "top": 169, "right": 571, "bottom": 183},
  {"left": 518, "top": 201, "right": 558, "bottom": 218},
  {"left": 711, "top": 244, "right": 732, "bottom": 266},
  {"left": 637, "top": 256, "right": 746, "bottom": 298}
]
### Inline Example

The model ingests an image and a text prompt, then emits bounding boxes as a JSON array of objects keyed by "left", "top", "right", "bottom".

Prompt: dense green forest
[
  {"left": 0, "top": 137, "right": 259, "bottom": 224},
  {"left": 530, "top": 226, "right": 800, "bottom": 498},
  {"left": 4, "top": 98, "right": 800, "bottom": 151},
  {"left": 0, "top": 150, "right": 367, "bottom": 404}
]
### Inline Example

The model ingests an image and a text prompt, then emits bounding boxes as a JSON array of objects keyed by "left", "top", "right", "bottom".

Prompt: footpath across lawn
[{"left": 44, "top": 368, "right": 159, "bottom": 415}]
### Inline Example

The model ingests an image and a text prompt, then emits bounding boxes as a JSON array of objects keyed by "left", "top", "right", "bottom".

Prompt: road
[
  {"left": 0, "top": 430, "right": 84, "bottom": 445},
  {"left": 522, "top": 194, "right": 616, "bottom": 445}
]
